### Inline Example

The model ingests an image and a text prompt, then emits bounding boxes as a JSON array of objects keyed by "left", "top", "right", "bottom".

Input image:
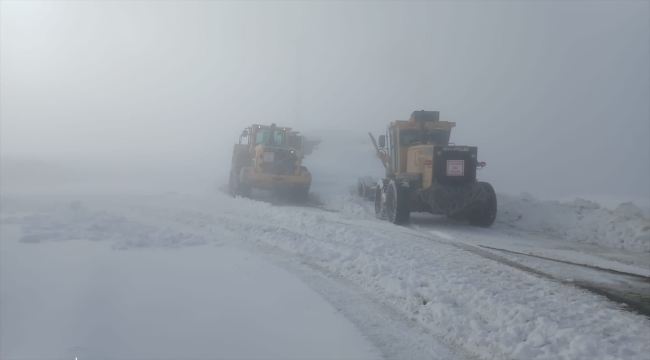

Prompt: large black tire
[
  {"left": 467, "top": 182, "right": 497, "bottom": 227},
  {"left": 228, "top": 168, "right": 238, "bottom": 197},
  {"left": 374, "top": 179, "right": 389, "bottom": 220},
  {"left": 293, "top": 186, "right": 310, "bottom": 203},
  {"left": 228, "top": 168, "right": 251, "bottom": 198},
  {"left": 446, "top": 212, "right": 467, "bottom": 221},
  {"left": 366, "top": 187, "right": 375, "bottom": 201},
  {"left": 385, "top": 180, "right": 411, "bottom": 225},
  {"left": 357, "top": 176, "right": 374, "bottom": 200},
  {"left": 239, "top": 183, "right": 252, "bottom": 198},
  {"left": 357, "top": 178, "right": 365, "bottom": 198}
]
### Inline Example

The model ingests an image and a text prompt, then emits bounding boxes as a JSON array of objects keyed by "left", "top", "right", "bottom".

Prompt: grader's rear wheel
[{"left": 467, "top": 182, "right": 497, "bottom": 227}]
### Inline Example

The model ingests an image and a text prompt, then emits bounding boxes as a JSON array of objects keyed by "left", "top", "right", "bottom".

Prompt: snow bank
[{"left": 497, "top": 193, "right": 650, "bottom": 253}]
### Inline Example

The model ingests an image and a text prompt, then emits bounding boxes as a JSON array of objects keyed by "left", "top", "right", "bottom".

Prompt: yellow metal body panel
[
  {"left": 252, "top": 143, "right": 302, "bottom": 176},
  {"left": 232, "top": 123, "right": 310, "bottom": 191},
  {"left": 240, "top": 166, "right": 311, "bottom": 190},
  {"left": 390, "top": 120, "right": 455, "bottom": 184},
  {"left": 406, "top": 146, "right": 424, "bottom": 173},
  {"left": 406, "top": 145, "right": 434, "bottom": 189}
]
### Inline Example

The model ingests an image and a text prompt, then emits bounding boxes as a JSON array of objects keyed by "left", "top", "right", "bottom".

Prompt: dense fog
[{"left": 2, "top": 1, "right": 648, "bottom": 203}]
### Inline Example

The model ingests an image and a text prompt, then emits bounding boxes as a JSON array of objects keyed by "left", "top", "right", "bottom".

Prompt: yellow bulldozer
[
  {"left": 229, "top": 123, "right": 312, "bottom": 201},
  {"left": 357, "top": 110, "right": 497, "bottom": 226}
]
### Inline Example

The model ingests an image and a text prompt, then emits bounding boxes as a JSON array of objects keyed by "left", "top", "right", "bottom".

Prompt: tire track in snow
[
  {"left": 411, "top": 225, "right": 650, "bottom": 318},
  {"left": 477, "top": 245, "right": 650, "bottom": 282},
  {"left": 474, "top": 246, "right": 650, "bottom": 319},
  {"left": 255, "top": 239, "right": 482, "bottom": 360},
  {"left": 327, "top": 217, "right": 650, "bottom": 318},
  {"left": 400, "top": 228, "right": 650, "bottom": 318}
]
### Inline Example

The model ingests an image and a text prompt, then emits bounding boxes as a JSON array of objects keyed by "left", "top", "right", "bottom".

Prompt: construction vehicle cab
[
  {"left": 288, "top": 131, "right": 321, "bottom": 158},
  {"left": 288, "top": 131, "right": 306, "bottom": 158},
  {"left": 229, "top": 123, "right": 311, "bottom": 201},
  {"left": 358, "top": 110, "right": 496, "bottom": 227}
]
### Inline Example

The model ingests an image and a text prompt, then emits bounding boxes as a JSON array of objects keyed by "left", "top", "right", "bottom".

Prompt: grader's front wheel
[
  {"left": 374, "top": 179, "right": 389, "bottom": 220},
  {"left": 385, "top": 180, "right": 411, "bottom": 225},
  {"left": 229, "top": 168, "right": 251, "bottom": 198}
]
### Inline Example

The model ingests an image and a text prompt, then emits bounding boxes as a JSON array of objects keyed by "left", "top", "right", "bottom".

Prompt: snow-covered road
[
  {"left": 2, "top": 189, "right": 649, "bottom": 360},
  {"left": 1, "top": 222, "right": 387, "bottom": 360}
]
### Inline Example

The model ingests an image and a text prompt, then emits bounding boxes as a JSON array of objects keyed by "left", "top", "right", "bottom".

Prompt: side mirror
[
  {"left": 378, "top": 135, "right": 386, "bottom": 148},
  {"left": 241, "top": 130, "right": 249, "bottom": 137}
]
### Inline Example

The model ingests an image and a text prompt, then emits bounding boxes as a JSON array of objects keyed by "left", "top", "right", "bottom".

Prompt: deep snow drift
[{"left": 497, "top": 193, "right": 650, "bottom": 253}]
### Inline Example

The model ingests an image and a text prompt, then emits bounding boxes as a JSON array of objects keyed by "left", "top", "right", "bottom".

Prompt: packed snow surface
[{"left": 0, "top": 220, "right": 383, "bottom": 360}]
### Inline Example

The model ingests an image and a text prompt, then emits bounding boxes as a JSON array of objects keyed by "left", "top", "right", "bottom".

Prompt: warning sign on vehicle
[{"left": 446, "top": 160, "right": 464, "bottom": 176}]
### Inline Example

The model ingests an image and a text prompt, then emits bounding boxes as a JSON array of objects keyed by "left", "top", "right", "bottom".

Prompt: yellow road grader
[
  {"left": 357, "top": 110, "right": 497, "bottom": 226},
  {"left": 230, "top": 123, "right": 312, "bottom": 202}
]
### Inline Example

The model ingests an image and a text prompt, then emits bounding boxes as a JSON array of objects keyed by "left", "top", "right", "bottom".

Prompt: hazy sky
[{"left": 1, "top": 0, "right": 648, "bottom": 200}]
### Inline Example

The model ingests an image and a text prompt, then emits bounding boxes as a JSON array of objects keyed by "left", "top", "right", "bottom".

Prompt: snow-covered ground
[
  {"left": 313, "top": 189, "right": 650, "bottom": 254},
  {"left": 3, "top": 189, "right": 649, "bottom": 360},
  {"left": 497, "top": 193, "right": 650, "bottom": 253},
  {"left": 306, "top": 136, "right": 650, "bottom": 254},
  {"left": 0, "top": 219, "right": 385, "bottom": 360},
  {"left": 2, "top": 145, "right": 650, "bottom": 360}
]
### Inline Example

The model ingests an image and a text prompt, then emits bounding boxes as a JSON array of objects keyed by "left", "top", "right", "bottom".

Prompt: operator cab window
[
  {"left": 255, "top": 130, "right": 286, "bottom": 145},
  {"left": 399, "top": 128, "right": 450, "bottom": 146},
  {"left": 427, "top": 129, "right": 450, "bottom": 145},
  {"left": 400, "top": 129, "right": 421, "bottom": 146}
]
